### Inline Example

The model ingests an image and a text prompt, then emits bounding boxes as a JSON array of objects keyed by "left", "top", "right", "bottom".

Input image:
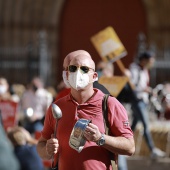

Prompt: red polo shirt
[{"left": 42, "top": 88, "right": 133, "bottom": 170}]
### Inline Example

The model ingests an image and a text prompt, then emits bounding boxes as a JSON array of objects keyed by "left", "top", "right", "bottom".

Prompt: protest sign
[
  {"left": 0, "top": 100, "right": 18, "bottom": 130},
  {"left": 91, "top": 26, "right": 127, "bottom": 62},
  {"left": 98, "top": 76, "right": 128, "bottom": 97}
]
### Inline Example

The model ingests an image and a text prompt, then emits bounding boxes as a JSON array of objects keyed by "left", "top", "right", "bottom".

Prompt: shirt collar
[{"left": 65, "top": 88, "right": 104, "bottom": 106}]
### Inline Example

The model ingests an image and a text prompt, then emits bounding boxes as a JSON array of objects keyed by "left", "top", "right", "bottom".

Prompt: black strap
[
  {"left": 102, "top": 94, "right": 118, "bottom": 163},
  {"left": 102, "top": 94, "right": 110, "bottom": 135}
]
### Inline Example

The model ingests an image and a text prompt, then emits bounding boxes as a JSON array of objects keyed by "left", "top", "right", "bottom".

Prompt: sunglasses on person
[{"left": 68, "top": 65, "right": 94, "bottom": 74}]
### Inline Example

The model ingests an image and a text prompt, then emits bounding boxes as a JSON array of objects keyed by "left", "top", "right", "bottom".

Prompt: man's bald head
[
  {"left": 63, "top": 50, "right": 91, "bottom": 70},
  {"left": 70, "top": 54, "right": 95, "bottom": 71}
]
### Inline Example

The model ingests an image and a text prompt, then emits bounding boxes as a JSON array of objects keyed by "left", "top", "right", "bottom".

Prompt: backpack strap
[
  {"left": 102, "top": 94, "right": 118, "bottom": 169},
  {"left": 102, "top": 94, "right": 110, "bottom": 135}
]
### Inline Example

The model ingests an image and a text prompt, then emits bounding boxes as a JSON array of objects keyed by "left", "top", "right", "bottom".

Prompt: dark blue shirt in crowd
[{"left": 14, "top": 145, "right": 44, "bottom": 170}]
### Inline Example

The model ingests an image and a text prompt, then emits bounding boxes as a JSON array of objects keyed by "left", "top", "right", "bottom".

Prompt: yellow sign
[
  {"left": 91, "top": 26, "right": 127, "bottom": 62},
  {"left": 98, "top": 76, "right": 128, "bottom": 97}
]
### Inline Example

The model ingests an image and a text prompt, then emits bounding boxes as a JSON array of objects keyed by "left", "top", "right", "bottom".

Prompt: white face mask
[
  {"left": 68, "top": 70, "right": 91, "bottom": 91},
  {"left": 62, "top": 71, "right": 71, "bottom": 88},
  {"left": 0, "top": 85, "right": 7, "bottom": 95}
]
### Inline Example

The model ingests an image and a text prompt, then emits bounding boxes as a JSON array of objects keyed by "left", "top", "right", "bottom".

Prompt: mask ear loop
[{"left": 94, "top": 76, "right": 98, "bottom": 81}]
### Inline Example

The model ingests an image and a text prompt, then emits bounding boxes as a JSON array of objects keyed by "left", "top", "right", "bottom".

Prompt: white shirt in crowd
[{"left": 129, "top": 62, "right": 150, "bottom": 104}]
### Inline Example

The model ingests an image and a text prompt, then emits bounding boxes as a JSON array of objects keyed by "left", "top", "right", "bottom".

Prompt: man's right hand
[{"left": 46, "top": 136, "right": 59, "bottom": 158}]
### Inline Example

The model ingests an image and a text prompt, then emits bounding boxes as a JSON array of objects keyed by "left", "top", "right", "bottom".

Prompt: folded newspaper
[{"left": 69, "top": 119, "right": 91, "bottom": 153}]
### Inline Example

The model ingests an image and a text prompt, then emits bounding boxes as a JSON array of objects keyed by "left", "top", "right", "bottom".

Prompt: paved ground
[{"left": 127, "top": 156, "right": 170, "bottom": 170}]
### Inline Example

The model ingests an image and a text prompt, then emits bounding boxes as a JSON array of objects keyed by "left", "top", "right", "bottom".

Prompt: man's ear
[{"left": 93, "top": 72, "right": 98, "bottom": 81}]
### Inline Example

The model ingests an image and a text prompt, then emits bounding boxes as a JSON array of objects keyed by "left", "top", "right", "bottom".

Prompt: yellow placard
[
  {"left": 91, "top": 26, "right": 127, "bottom": 62},
  {"left": 98, "top": 76, "right": 128, "bottom": 97}
]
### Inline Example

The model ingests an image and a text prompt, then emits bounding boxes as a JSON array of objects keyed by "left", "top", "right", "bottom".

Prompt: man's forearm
[
  {"left": 37, "top": 141, "right": 52, "bottom": 160},
  {"left": 103, "top": 135, "right": 135, "bottom": 156}
]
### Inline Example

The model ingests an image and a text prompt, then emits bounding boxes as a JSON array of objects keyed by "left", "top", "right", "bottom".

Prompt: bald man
[
  {"left": 62, "top": 50, "right": 91, "bottom": 87},
  {"left": 56, "top": 50, "right": 109, "bottom": 101},
  {"left": 37, "top": 51, "right": 135, "bottom": 170},
  {"left": 56, "top": 50, "right": 92, "bottom": 100}
]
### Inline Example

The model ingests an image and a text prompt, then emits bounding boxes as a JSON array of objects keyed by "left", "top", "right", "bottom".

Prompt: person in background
[
  {"left": 0, "top": 77, "right": 20, "bottom": 131},
  {"left": 0, "top": 117, "right": 20, "bottom": 170},
  {"left": 46, "top": 86, "right": 57, "bottom": 102},
  {"left": 7, "top": 126, "right": 44, "bottom": 170},
  {"left": 0, "top": 77, "right": 19, "bottom": 102},
  {"left": 93, "top": 61, "right": 112, "bottom": 94},
  {"left": 55, "top": 80, "right": 71, "bottom": 101},
  {"left": 9, "top": 83, "right": 26, "bottom": 103},
  {"left": 129, "top": 51, "right": 166, "bottom": 158},
  {"left": 129, "top": 51, "right": 155, "bottom": 104},
  {"left": 37, "top": 50, "right": 135, "bottom": 170},
  {"left": 96, "top": 61, "right": 114, "bottom": 78},
  {"left": 97, "top": 52, "right": 166, "bottom": 159},
  {"left": 19, "top": 77, "right": 53, "bottom": 134}
]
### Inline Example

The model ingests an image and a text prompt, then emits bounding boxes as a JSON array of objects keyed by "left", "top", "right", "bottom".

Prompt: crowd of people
[
  {"left": 0, "top": 49, "right": 169, "bottom": 170},
  {"left": 0, "top": 76, "right": 53, "bottom": 170}
]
